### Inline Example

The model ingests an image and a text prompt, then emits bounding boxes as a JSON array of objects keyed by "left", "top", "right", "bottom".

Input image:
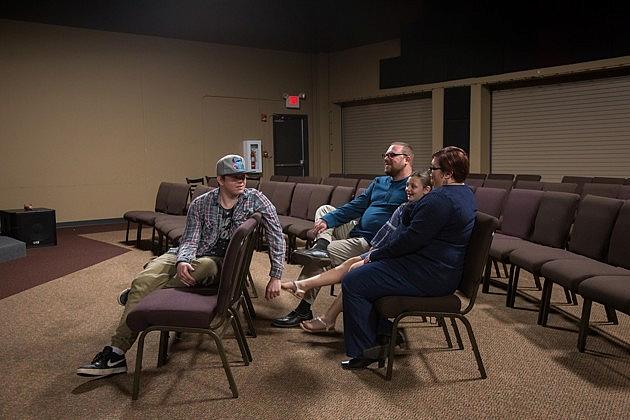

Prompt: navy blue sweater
[
  {"left": 368, "top": 185, "right": 476, "bottom": 295},
  {"left": 321, "top": 176, "right": 408, "bottom": 243}
]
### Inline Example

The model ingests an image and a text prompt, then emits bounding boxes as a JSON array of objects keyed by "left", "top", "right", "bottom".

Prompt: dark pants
[{"left": 342, "top": 260, "right": 427, "bottom": 358}]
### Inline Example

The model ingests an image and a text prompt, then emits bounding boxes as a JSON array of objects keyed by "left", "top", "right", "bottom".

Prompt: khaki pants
[
  {"left": 299, "top": 205, "right": 370, "bottom": 304},
  {"left": 111, "top": 253, "right": 221, "bottom": 352}
]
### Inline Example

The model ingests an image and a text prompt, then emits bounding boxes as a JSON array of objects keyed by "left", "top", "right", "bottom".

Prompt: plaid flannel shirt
[{"left": 173, "top": 188, "right": 285, "bottom": 279}]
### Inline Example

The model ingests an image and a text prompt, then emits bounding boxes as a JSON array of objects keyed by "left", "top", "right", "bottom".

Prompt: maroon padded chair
[
  {"left": 482, "top": 179, "right": 513, "bottom": 190},
  {"left": 287, "top": 176, "right": 321, "bottom": 185},
  {"left": 270, "top": 175, "right": 287, "bottom": 182},
  {"left": 581, "top": 183, "right": 622, "bottom": 199},
  {"left": 258, "top": 181, "right": 295, "bottom": 216},
  {"left": 561, "top": 176, "right": 592, "bottom": 195},
  {"left": 539, "top": 199, "right": 630, "bottom": 326},
  {"left": 543, "top": 182, "right": 578, "bottom": 193},
  {"left": 591, "top": 176, "right": 626, "bottom": 184},
  {"left": 618, "top": 185, "right": 630, "bottom": 200},
  {"left": 375, "top": 212, "right": 499, "bottom": 381},
  {"left": 485, "top": 189, "right": 544, "bottom": 293},
  {"left": 127, "top": 215, "right": 260, "bottom": 400},
  {"left": 466, "top": 178, "right": 485, "bottom": 189},
  {"left": 505, "top": 192, "right": 580, "bottom": 307},
  {"left": 357, "top": 178, "right": 374, "bottom": 189},
  {"left": 329, "top": 186, "right": 355, "bottom": 208},
  {"left": 474, "top": 187, "right": 508, "bottom": 218},
  {"left": 514, "top": 180, "right": 543, "bottom": 190},
  {"left": 322, "top": 177, "right": 359, "bottom": 190},
  {"left": 514, "top": 174, "right": 542, "bottom": 182}
]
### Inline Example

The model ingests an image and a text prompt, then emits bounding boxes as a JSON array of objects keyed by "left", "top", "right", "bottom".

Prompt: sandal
[
  {"left": 300, "top": 316, "right": 335, "bottom": 333},
  {"left": 281, "top": 280, "right": 306, "bottom": 299}
]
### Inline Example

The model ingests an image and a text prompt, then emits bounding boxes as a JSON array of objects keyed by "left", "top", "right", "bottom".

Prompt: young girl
[{"left": 281, "top": 170, "right": 433, "bottom": 332}]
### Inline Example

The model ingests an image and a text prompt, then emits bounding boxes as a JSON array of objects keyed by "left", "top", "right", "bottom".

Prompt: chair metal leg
[
  {"left": 247, "top": 271, "right": 258, "bottom": 299},
  {"left": 439, "top": 317, "right": 453, "bottom": 348},
  {"left": 385, "top": 318, "right": 402, "bottom": 381},
  {"left": 577, "top": 299, "right": 592, "bottom": 352},
  {"left": 506, "top": 265, "right": 520, "bottom": 307},
  {"left": 230, "top": 312, "right": 251, "bottom": 365},
  {"left": 571, "top": 291, "right": 578, "bottom": 306},
  {"left": 563, "top": 287, "right": 573, "bottom": 304},
  {"left": 208, "top": 332, "right": 239, "bottom": 398},
  {"left": 132, "top": 331, "right": 148, "bottom": 400},
  {"left": 457, "top": 315, "right": 487, "bottom": 379},
  {"left": 502, "top": 262, "right": 510, "bottom": 279},
  {"left": 492, "top": 259, "right": 501, "bottom": 278},
  {"left": 157, "top": 331, "right": 169, "bottom": 367},
  {"left": 451, "top": 318, "right": 464, "bottom": 349},
  {"left": 534, "top": 275, "right": 542, "bottom": 290},
  {"left": 241, "top": 289, "right": 257, "bottom": 337},
  {"left": 539, "top": 279, "right": 554, "bottom": 326},
  {"left": 125, "top": 221, "right": 131, "bottom": 244},
  {"left": 136, "top": 223, "right": 143, "bottom": 246},
  {"left": 482, "top": 258, "right": 492, "bottom": 293},
  {"left": 604, "top": 305, "right": 618, "bottom": 324}
]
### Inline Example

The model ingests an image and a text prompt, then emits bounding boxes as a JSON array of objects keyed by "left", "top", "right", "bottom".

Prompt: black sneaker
[
  {"left": 77, "top": 346, "right": 127, "bottom": 377},
  {"left": 117, "top": 288, "right": 131, "bottom": 306}
]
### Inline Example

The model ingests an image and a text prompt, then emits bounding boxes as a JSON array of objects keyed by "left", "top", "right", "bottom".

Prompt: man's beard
[{"left": 385, "top": 164, "right": 399, "bottom": 177}]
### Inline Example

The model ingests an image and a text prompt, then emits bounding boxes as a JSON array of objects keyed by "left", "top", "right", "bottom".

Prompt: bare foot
[{"left": 301, "top": 316, "right": 335, "bottom": 333}]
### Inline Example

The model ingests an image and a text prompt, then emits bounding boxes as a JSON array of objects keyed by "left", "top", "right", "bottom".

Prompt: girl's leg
[{"left": 282, "top": 256, "right": 362, "bottom": 296}]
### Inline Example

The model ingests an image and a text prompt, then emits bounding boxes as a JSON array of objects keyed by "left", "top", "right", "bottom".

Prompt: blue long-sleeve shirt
[
  {"left": 369, "top": 185, "right": 476, "bottom": 295},
  {"left": 321, "top": 176, "right": 408, "bottom": 243}
]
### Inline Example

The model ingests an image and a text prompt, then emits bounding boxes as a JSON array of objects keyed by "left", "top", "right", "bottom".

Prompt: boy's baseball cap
[{"left": 216, "top": 154, "right": 249, "bottom": 176}]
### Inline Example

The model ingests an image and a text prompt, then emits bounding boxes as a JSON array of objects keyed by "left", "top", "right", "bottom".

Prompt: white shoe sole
[{"left": 76, "top": 366, "right": 127, "bottom": 377}]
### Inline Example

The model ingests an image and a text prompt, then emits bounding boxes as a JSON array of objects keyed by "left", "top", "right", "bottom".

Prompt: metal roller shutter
[
  {"left": 342, "top": 98, "right": 432, "bottom": 174},
  {"left": 491, "top": 75, "right": 630, "bottom": 181}
]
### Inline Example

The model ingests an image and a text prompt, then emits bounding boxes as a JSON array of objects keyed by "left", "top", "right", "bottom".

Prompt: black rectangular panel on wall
[{"left": 443, "top": 86, "right": 470, "bottom": 153}]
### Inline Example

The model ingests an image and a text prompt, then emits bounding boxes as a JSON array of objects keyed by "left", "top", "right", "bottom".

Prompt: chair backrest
[
  {"left": 561, "top": 176, "right": 592, "bottom": 194},
  {"left": 474, "top": 187, "right": 508, "bottom": 218},
  {"left": 270, "top": 175, "right": 288, "bottom": 182},
  {"left": 618, "top": 185, "right": 630, "bottom": 200},
  {"left": 205, "top": 176, "right": 219, "bottom": 188},
  {"left": 287, "top": 176, "right": 321, "bottom": 185},
  {"left": 329, "top": 186, "right": 355, "bottom": 208},
  {"left": 357, "top": 178, "right": 373, "bottom": 189},
  {"left": 581, "top": 183, "right": 622, "bottom": 199},
  {"left": 499, "top": 189, "right": 544, "bottom": 239},
  {"left": 568, "top": 195, "right": 623, "bottom": 261},
  {"left": 514, "top": 180, "right": 543, "bottom": 190},
  {"left": 487, "top": 173, "right": 514, "bottom": 181},
  {"left": 322, "top": 177, "right": 359, "bottom": 190},
  {"left": 354, "top": 187, "right": 367, "bottom": 198},
  {"left": 186, "top": 177, "right": 205, "bottom": 185},
  {"left": 246, "top": 179, "right": 259, "bottom": 189},
  {"left": 458, "top": 212, "right": 500, "bottom": 310},
  {"left": 289, "top": 184, "right": 334, "bottom": 220},
  {"left": 165, "top": 183, "right": 192, "bottom": 215},
  {"left": 542, "top": 182, "right": 578, "bottom": 194},
  {"left": 328, "top": 173, "right": 344, "bottom": 178},
  {"left": 482, "top": 179, "right": 513, "bottom": 190},
  {"left": 467, "top": 173, "right": 487, "bottom": 180},
  {"left": 465, "top": 178, "right": 484, "bottom": 188},
  {"left": 190, "top": 185, "right": 212, "bottom": 202},
  {"left": 529, "top": 191, "right": 580, "bottom": 248},
  {"left": 607, "top": 200, "right": 630, "bottom": 269},
  {"left": 216, "top": 215, "right": 261, "bottom": 318},
  {"left": 514, "top": 174, "right": 542, "bottom": 182},
  {"left": 154, "top": 182, "right": 172, "bottom": 213},
  {"left": 592, "top": 176, "right": 626, "bottom": 185},
  {"left": 258, "top": 180, "right": 296, "bottom": 215}
]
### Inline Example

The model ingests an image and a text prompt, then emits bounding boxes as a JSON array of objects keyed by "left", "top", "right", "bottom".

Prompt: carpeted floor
[
  {"left": 0, "top": 228, "right": 628, "bottom": 419},
  {"left": 0, "top": 225, "right": 130, "bottom": 299}
]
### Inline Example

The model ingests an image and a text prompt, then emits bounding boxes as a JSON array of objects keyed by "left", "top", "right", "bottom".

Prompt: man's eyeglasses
[{"left": 382, "top": 152, "right": 408, "bottom": 159}]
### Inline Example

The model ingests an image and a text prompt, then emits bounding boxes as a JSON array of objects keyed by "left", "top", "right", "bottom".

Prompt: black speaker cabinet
[{"left": 0, "top": 208, "right": 57, "bottom": 247}]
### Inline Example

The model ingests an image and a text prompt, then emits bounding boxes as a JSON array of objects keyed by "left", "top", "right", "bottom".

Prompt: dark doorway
[{"left": 272, "top": 114, "right": 308, "bottom": 176}]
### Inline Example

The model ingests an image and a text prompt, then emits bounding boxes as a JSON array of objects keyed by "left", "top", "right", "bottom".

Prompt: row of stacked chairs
[{"left": 476, "top": 186, "right": 629, "bottom": 352}]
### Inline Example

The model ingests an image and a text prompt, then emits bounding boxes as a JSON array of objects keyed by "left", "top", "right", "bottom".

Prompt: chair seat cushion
[
  {"left": 126, "top": 288, "right": 218, "bottom": 331},
  {"left": 285, "top": 219, "right": 315, "bottom": 238},
  {"left": 167, "top": 227, "right": 185, "bottom": 245},
  {"left": 124, "top": 210, "right": 159, "bottom": 225},
  {"left": 541, "top": 259, "right": 630, "bottom": 290},
  {"left": 155, "top": 215, "right": 186, "bottom": 234},
  {"left": 375, "top": 295, "right": 462, "bottom": 318},
  {"left": 509, "top": 244, "right": 585, "bottom": 273},
  {"left": 578, "top": 276, "right": 630, "bottom": 315},
  {"left": 489, "top": 236, "right": 526, "bottom": 260},
  {"left": 277, "top": 215, "right": 299, "bottom": 230}
]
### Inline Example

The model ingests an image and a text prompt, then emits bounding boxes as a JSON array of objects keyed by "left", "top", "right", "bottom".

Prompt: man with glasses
[
  {"left": 272, "top": 142, "right": 414, "bottom": 328},
  {"left": 77, "top": 154, "right": 285, "bottom": 377}
]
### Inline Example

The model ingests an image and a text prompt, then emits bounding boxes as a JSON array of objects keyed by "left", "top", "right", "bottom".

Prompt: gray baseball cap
[{"left": 216, "top": 154, "right": 249, "bottom": 176}]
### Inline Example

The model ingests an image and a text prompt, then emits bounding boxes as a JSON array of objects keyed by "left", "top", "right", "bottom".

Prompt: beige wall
[{"left": 0, "top": 20, "right": 313, "bottom": 222}]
